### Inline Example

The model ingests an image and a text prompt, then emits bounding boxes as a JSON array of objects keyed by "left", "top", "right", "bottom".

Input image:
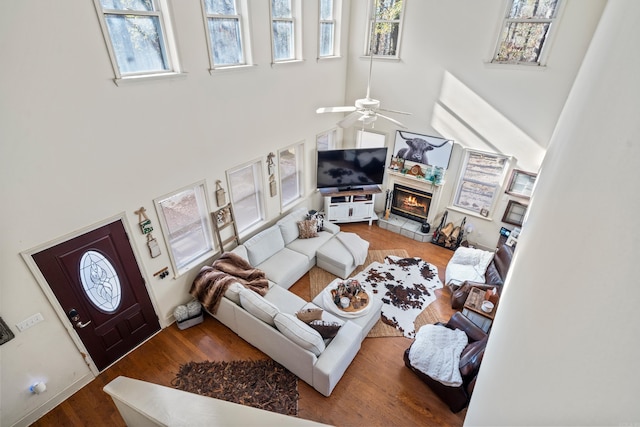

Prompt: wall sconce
[{"left": 30, "top": 382, "right": 47, "bottom": 394}]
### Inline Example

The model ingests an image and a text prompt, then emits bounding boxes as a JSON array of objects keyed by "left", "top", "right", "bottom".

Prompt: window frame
[
  {"left": 93, "top": 0, "right": 183, "bottom": 84},
  {"left": 318, "top": 0, "right": 341, "bottom": 59},
  {"left": 278, "top": 141, "right": 306, "bottom": 210},
  {"left": 201, "top": 0, "right": 254, "bottom": 71},
  {"left": 365, "top": 0, "right": 405, "bottom": 58},
  {"left": 270, "top": 0, "right": 303, "bottom": 64},
  {"left": 154, "top": 180, "right": 216, "bottom": 277},
  {"left": 451, "top": 149, "right": 510, "bottom": 218},
  {"left": 227, "top": 159, "right": 266, "bottom": 235},
  {"left": 316, "top": 128, "right": 339, "bottom": 151},
  {"left": 491, "top": 0, "right": 563, "bottom": 66}
]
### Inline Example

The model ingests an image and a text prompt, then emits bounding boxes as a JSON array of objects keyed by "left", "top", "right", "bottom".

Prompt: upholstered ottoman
[{"left": 316, "top": 232, "right": 369, "bottom": 279}]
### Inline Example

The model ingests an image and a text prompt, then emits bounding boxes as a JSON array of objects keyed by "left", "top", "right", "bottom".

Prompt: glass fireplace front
[{"left": 391, "top": 184, "right": 432, "bottom": 222}]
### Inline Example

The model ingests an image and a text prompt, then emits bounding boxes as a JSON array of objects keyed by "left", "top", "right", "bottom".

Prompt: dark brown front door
[{"left": 32, "top": 220, "right": 160, "bottom": 371}]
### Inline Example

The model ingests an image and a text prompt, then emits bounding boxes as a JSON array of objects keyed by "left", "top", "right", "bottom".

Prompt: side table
[{"left": 462, "top": 287, "right": 497, "bottom": 333}]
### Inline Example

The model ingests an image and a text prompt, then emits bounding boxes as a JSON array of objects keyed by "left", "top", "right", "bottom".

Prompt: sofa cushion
[
  {"left": 286, "top": 230, "right": 334, "bottom": 261},
  {"left": 276, "top": 206, "right": 308, "bottom": 245},
  {"left": 262, "top": 283, "right": 307, "bottom": 314},
  {"left": 257, "top": 247, "right": 310, "bottom": 289},
  {"left": 274, "top": 313, "right": 326, "bottom": 357},
  {"left": 297, "top": 219, "right": 318, "bottom": 239},
  {"left": 224, "top": 282, "right": 243, "bottom": 305},
  {"left": 230, "top": 245, "right": 249, "bottom": 263},
  {"left": 239, "top": 288, "right": 279, "bottom": 326},
  {"left": 244, "top": 225, "right": 285, "bottom": 267}
]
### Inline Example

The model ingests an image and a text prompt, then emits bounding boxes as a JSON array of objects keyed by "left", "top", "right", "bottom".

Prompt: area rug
[
  {"left": 310, "top": 249, "right": 444, "bottom": 338},
  {"left": 171, "top": 359, "right": 298, "bottom": 416}
]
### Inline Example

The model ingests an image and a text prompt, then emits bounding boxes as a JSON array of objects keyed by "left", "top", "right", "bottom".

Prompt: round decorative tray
[{"left": 322, "top": 279, "right": 373, "bottom": 318}]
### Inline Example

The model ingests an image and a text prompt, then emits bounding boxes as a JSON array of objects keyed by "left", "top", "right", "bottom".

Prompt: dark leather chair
[
  {"left": 451, "top": 244, "right": 514, "bottom": 309},
  {"left": 403, "top": 312, "right": 488, "bottom": 412}
]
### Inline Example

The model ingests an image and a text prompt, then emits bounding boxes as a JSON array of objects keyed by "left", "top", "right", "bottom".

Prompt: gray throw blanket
[{"left": 190, "top": 252, "right": 269, "bottom": 314}]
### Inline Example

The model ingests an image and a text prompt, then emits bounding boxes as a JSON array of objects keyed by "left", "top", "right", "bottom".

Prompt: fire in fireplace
[{"left": 391, "top": 184, "right": 432, "bottom": 223}]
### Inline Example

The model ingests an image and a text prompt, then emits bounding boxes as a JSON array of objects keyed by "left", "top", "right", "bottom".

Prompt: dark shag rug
[{"left": 171, "top": 359, "right": 299, "bottom": 416}]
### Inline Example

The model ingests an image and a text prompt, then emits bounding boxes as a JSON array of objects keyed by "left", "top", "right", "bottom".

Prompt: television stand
[
  {"left": 319, "top": 185, "right": 382, "bottom": 226},
  {"left": 337, "top": 186, "right": 363, "bottom": 192}
]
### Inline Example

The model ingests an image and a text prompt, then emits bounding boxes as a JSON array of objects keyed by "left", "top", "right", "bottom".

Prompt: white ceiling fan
[{"left": 316, "top": 14, "right": 410, "bottom": 129}]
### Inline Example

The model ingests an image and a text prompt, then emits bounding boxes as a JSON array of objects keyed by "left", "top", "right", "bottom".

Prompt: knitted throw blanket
[
  {"left": 190, "top": 252, "right": 269, "bottom": 314},
  {"left": 408, "top": 324, "right": 468, "bottom": 387}
]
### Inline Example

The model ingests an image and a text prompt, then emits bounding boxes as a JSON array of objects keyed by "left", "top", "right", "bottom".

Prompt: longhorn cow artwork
[{"left": 393, "top": 130, "right": 454, "bottom": 169}]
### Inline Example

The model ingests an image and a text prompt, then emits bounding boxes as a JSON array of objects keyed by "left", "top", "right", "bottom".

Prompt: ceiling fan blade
[
  {"left": 379, "top": 107, "right": 412, "bottom": 116},
  {"left": 316, "top": 106, "right": 357, "bottom": 114},
  {"left": 337, "top": 111, "right": 363, "bottom": 128},
  {"left": 376, "top": 112, "right": 407, "bottom": 129}
]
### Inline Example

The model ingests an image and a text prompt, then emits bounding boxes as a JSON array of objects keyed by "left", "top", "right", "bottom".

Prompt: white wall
[
  {"left": 0, "top": 1, "right": 349, "bottom": 425},
  {"left": 343, "top": 0, "right": 605, "bottom": 246},
  {"left": 466, "top": 1, "right": 640, "bottom": 424},
  {"left": 0, "top": 0, "right": 606, "bottom": 425}
]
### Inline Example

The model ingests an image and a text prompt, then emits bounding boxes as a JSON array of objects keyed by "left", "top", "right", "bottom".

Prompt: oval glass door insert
[{"left": 79, "top": 250, "right": 122, "bottom": 312}]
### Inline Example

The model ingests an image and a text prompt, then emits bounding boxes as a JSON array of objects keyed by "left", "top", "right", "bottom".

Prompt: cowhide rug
[{"left": 352, "top": 255, "right": 443, "bottom": 338}]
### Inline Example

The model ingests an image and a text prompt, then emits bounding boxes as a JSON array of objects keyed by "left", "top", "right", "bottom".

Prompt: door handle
[{"left": 67, "top": 308, "right": 92, "bottom": 329}]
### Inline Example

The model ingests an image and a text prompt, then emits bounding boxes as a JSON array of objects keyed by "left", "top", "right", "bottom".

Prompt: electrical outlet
[{"left": 16, "top": 313, "right": 44, "bottom": 332}]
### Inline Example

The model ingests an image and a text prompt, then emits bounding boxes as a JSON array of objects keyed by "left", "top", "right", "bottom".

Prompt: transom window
[
  {"left": 227, "top": 161, "right": 265, "bottom": 233},
  {"left": 366, "top": 0, "right": 404, "bottom": 57},
  {"left": 202, "top": 0, "right": 252, "bottom": 69},
  {"left": 492, "top": 0, "right": 562, "bottom": 65},
  {"left": 452, "top": 150, "right": 510, "bottom": 216},
  {"left": 154, "top": 181, "right": 215, "bottom": 276},
  {"left": 94, "top": 0, "right": 181, "bottom": 80},
  {"left": 319, "top": 0, "right": 336, "bottom": 57},
  {"left": 270, "top": 0, "right": 302, "bottom": 62},
  {"left": 279, "top": 142, "right": 305, "bottom": 209}
]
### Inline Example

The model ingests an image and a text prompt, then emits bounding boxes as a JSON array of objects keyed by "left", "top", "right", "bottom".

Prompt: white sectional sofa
[
  {"left": 212, "top": 282, "right": 364, "bottom": 396},
  {"left": 195, "top": 206, "right": 374, "bottom": 396},
  {"left": 234, "top": 206, "right": 340, "bottom": 289}
]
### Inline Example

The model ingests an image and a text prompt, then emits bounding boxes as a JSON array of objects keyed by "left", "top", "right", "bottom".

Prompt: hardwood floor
[{"left": 33, "top": 222, "right": 466, "bottom": 427}]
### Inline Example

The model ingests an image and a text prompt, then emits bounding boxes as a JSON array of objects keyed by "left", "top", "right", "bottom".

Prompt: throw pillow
[
  {"left": 296, "top": 308, "right": 323, "bottom": 323},
  {"left": 274, "top": 313, "right": 325, "bottom": 357},
  {"left": 297, "top": 219, "right": 318, "bottom": 239},
  {"left": 306, "top": 210, "right": 324, "bottom": 232},
  {"left": 308, "top": 320, "right": 341, "bottom": 339}
]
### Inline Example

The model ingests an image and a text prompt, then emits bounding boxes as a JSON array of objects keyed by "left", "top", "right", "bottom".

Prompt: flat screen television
[{"left": 316, "top": 147, "right": 388, "bottom": 191}]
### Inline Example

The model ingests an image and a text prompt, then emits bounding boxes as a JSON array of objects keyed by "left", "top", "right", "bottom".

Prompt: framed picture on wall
[
  {"left": 393, "top": 130, "right": 453, "bottom": 169},
  {"left": 506, "top": 169, "right": 537, "bottom": 199},
  {"left": 502, "top": 200, "right": 528, "bottom": 227}
]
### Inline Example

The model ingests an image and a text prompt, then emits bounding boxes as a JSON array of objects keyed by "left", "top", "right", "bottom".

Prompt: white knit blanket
[
  {"left": 408, "top": 324, "right": 468, "bottom": 387},
  {"left": 337, "top": 232, "right": 369, "bottom": 266}
]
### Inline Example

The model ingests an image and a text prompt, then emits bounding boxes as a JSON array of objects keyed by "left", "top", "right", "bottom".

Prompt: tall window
[
  {"left": 453, "top": 150, "right": 509, "bottom": 216},
  {"left": 155, "top": 181, "right": 215, "bottom": 276},
  {"left": 493, "top": 0, "right": 561, "bottom": 65},
  {"left": 202, "top": 0, "right": 251, "bottom": 69},
  {"left": 279, "top": 142, "right": 305, "bottom": 209},
  {"left": 366, "top": 0, "right": 404, "bottom": 57},
  {"left": 94, "top": 0, "right": 180, "bottom": 80},
  {"left": 227, "top": 161, "right": 265, "bottom": 233},
  {"left": 270, "top": 0, "right": 301, "bottom": 62},
  {"left": 319, "top": 0, "right": 335, "bottom": 57}
]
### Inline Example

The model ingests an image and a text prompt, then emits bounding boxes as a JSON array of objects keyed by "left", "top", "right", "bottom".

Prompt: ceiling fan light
[{"left": 360, "top": 114, "right": 377, "bottom": 125}]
